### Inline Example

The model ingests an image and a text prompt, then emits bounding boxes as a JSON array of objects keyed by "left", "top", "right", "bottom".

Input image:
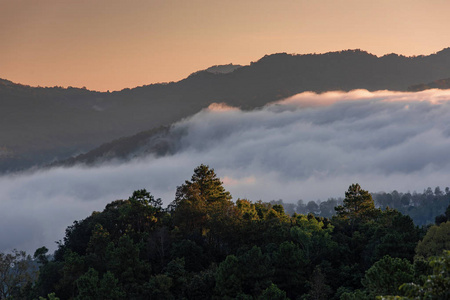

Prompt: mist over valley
[
  {"left": 2, "top": 88, "right": 450, "bottom": 253},
  {"left": 4, "top": 2, "right": 450, "bottom": 298},
  {"left": 3, "top": 49, "right": 450, "bottom": 173}
]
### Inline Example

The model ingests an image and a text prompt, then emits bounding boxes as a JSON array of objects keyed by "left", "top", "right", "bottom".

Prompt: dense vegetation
[
  {"left": 274, "top": 187, "right": 450, "bottom": 227},
  {"left": 1, "top": 165, "right": 449, "bottom": 299}
]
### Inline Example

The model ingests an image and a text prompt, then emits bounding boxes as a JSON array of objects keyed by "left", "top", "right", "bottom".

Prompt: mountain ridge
[{"left": 3, "top": 48, "right": 450, "bottom": 172}]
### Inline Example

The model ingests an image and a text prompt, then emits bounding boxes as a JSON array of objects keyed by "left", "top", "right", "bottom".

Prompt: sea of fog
[{"left": 2, "top": 89, "right": 450, "bottom": 253}]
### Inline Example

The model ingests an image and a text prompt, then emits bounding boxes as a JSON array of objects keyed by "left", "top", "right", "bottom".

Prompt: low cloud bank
[{"left": 2, "top": 89, "right": 450, "bottom": 253}]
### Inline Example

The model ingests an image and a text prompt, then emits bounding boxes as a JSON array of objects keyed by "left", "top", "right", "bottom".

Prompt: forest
[
  {"left": 275, "top": 187, "right": 450, "bottom": 227},
  {"left": 1, "top": 165, "right": 449, "bottom": 300}
]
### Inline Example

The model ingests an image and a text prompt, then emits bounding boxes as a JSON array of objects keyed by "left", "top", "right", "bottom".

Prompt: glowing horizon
[{"left": 2, "top": 0, "right": 450, "bottom": 92}]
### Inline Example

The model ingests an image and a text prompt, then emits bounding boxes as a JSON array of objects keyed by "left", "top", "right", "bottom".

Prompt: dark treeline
[
  {"left": 271, "top": 187, "right": 450, "bottom": 227},
  {"left": 373, "top": 188, "right": 450, "bottom": 226},
  {"left": 1, "top": 165, "right": 449, "bottom": 299},
  {"left": 408, "top": 77, "right": 450, "bottom": 91}
]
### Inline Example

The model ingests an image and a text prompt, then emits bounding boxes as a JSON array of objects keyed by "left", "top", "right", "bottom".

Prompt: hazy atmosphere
[
  {"left": 2, "top": 2, "right": 450, "bottom": 298},
  {"left": 2, "top": 0, "right": 450, "bottom": 91},
  {"left": 2, "top": 89, "right": 450, "bottom": 253}
]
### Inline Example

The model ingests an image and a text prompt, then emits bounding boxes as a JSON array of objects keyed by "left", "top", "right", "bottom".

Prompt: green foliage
[
  {"left": 291, "top": 214, "right": 336, "bottom": 264},
  {"left": 328, "top": 212, "right": 417, "bottom": 296},
  {"left": 185, "top": 267, "right": 216, "bottom": 300},
  {"left": 170, "top": 239, "right": 205, "bottom": 272},
  {"left": 239, "top": 246, "right": 273, "bottom": 296},
  {"left": 335, "top": 184, "right": 375, "bottom": 223},
  {"left": 120, "top": 189, "right": 163, "bottom": 236},
  {"left": 35, "top": 188, "right": 167, "bottom": 299},
  {"left": 105, "top": 235, "right": 151, "bottom": 295},
  {"left": 258, "top": 283, "right": 289, "bottom": 300},
  {"left": 75, "top": 268, "right": 124, "bottom": 300},
  {"left": 304, "top": 266, "right": 332, "bottom": 300},
  {"left": 0, "top": 249, "right": 37, "bottom": 299},
  {"left": 56, "top": 250, "right": 85, "bottom": 298},
  {"left": 415, "top": 221, "right": 450, "bottom": 259},
  {"left": 402, "top": 250, "right": 450, "bottom": 299},
  {"left": 368, "top": 209, "right": 419, "bottom": 262},
  {"left": 164, "top": 257, "right": 188, "bottom": 298},
  {"left": 39, "top": 293, "right": 60, "bottom": 300},
  {"left": 236, "top": 199, "right": 260, "bottom": 220},
  {"left": 171, "top": 164, "right": 235, "bottom": 241},
  {"left": 215, "top": 246, "right": 273, "bottom": 298},
  {"left": 173, "top": 164, "right": 232, "bottom": 208},
  {"left": 362, "top": 255, "right": 414, "bottom": 296},
  {"left": 33, "top": 258, "right": 64, "bottom": 300},
  {"left": 24, "top": 166, "right": 449, "bottom": 300},
  {"left": 379, "top": 250, "right": 450, "bottom": 300},
  {"left": 340, "top": 289, "right": 371, "bottom": 300},
  {"left": 146, "top": 274, "right": 174, "bottom": 300},
  {"left": 271, "top": 241, "right": 306, "bottom": 296},
  {"left": 214, "top": 255, "right": 242, "bottom": 298}
]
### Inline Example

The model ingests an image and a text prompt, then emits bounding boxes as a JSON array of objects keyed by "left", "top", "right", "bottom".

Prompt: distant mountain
[
  {"left": 186, "top": 64, "right": 242, "bottom": 79},
  {"left": 3, "top": 48, "right": 450, "bottom": 172},
  {"left": 204, "top": 64, "right": 243, "bottom": 74},
  {"left": 408, "top": 78, "right": 450, "bottom": 91},
  {"left": 51, "top": 126, "right": 174, "bottom": 167}
]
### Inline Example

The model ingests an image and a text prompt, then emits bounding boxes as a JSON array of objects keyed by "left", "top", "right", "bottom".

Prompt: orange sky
[{"left": 1, "top": 0, "right": 450, "bottom": 92}]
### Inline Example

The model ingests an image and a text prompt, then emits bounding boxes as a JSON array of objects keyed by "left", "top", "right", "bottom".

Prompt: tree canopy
[
  {"left": 1, "top": 167, "right": 447, "bottom": 300},
  {"left": 335, "top": 183, "right": 375, "bottom": 223}
]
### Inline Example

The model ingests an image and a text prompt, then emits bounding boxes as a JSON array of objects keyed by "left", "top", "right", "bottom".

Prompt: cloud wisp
[{"left": 2, "top": 89, "right": 450, "bottom": 253}]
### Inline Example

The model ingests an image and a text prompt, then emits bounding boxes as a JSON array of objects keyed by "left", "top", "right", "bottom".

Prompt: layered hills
[{"left": 3, "top": 48, "right": 450, "bottom": 172}]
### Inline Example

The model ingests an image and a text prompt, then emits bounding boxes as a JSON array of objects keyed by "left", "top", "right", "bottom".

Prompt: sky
[
  {"left": 2, "top": 0, "right": 450, "bottom": 91},
  {"left": 2, "top": 89, "right": 450, "bottom": 253}
]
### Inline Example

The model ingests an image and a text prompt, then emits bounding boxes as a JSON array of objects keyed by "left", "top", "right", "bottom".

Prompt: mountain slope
[
  {"left": 408, "top": 78, "right": 450, "bottom": 91},
  {"left": 3, "top": 48, "right": 450, "bottom": 172},
  {"left": 51, "top": 126, "right": 174, "bottom": 167}
]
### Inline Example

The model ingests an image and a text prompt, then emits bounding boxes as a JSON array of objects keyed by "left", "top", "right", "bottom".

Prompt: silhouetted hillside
[
  {"left": 408, "top": 78, "right": 450, "bottom": 91},
  {"left": 51, "top": 126, "right": 174, "bottom": 167},
  {"left": 3, "top": 48, "right": 450, "bottom": 172},
  {"left": 204, "top": 63, "right": 243, "bottom": 74}
]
